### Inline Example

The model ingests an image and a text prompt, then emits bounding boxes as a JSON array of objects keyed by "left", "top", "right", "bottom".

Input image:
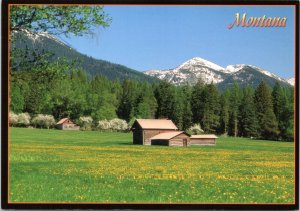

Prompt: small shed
[
  {"left": 131, "top": 119, "right": 178, "bottom": 145},
  {"left": 190, "top": 134, "right": 218, "bottom": 145},
  {"left": 150, "top": 131, "right": 190, "bottom": 147},
  {"left": 56, "top": 118, "right": 80, "bottom": 130}
]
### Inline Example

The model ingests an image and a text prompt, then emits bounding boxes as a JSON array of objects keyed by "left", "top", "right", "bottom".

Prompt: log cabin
[{"left": 56, "top": 118, "right": 80, "bottom": 130}]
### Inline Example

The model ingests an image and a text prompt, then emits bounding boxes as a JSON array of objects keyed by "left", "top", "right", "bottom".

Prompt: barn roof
[
  {"left": 134, "top": 119, "right": 178, "bottom": 130},
  {"left": 150, "top": 131, "right": 186, "bottom": 140},
  {"left": 190, "top": 134, "right": 218, "bottom": 139},
  {"left": 56, "top": 118, "right": 70, "bottom": 125}
]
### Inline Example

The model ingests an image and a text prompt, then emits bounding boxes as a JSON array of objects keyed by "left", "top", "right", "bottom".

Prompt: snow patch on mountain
[
  {"left": 246, "top": 65, "right": 286, "bottom": 82},
  {"left": 18, "top": 29, "right": 69, "bottom": 47},
  {"left": 224, "top": 64, "right": 247, "bottom": 73},
  {"left": 287, "top": 78, "right": 295, "bottom": 86}
]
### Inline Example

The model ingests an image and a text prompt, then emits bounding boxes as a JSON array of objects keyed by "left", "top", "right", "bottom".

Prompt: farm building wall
[
  {"left": 190, "top": 138, "right": 216, "bottom": 145},
  {"left": 151, "top": 133, "right": 190, "bottom": 147},
  {"left": 133, "top": 129, "right": 143, "bottom": 144},
  {"left": 133, "top": 129, "right": 177, "bottom": 145},
  {"left": 62, "top": 124, "right": 80, "bottom": 130},
  {"left": 169, "top": 134, "right": 190, "bottom": 146}
]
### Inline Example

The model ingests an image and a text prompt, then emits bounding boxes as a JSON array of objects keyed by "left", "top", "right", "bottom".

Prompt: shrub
[
  {"left": 9, "top": 112, "right": 18, "bottom": 126},
  {"left": 17, "top": 113, "right": 31, "bottom": 127},
  {"left": 97, "top": 118, "right": 128, "bottom": 132},
  {"left": 109, "top": 118, "right": 128, "bottom": 132},
  {"left": 186, "top": 123, "right": 204, "bottom": 135},
  {"left": 78, "top": 116, "right": 93, "bottom": 131},
  {"left": 97, "top": 119, "right": 111, "bottom": 131},
  {"left": 32, "top": 114, "right": 55, "bottom": 129}
]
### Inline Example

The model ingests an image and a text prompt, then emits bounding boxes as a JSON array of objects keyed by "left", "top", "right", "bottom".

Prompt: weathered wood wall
[
  {"left": 169, "top": 134, "right": 190, "bottom": 146},
  {"left": 190, "top": 138, "right": 216, "bottom": 145}
]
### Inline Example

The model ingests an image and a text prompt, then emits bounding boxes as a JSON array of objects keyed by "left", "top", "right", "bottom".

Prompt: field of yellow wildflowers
[{"left": 9, "top": 128, "right": 295, "bottom": 203}]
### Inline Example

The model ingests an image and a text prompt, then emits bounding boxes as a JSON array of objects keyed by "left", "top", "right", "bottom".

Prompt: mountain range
[
  {"left": 12, "top": 31, "right": 294, "bottom": 89},
  {"left": 144, "top": 57, "right": 293, "bottom": 88}
]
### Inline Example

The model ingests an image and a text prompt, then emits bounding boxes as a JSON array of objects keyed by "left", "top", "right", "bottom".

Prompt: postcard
[{"left": 1, "top": 1, "right": 299, "bottom": 209}]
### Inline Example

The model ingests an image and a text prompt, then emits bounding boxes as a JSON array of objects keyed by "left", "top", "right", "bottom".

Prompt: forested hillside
[{"left": 11, "top": 31, "right": 159, "bottom": 83}]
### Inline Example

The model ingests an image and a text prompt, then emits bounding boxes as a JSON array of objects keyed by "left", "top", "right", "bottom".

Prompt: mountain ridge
[
  {"left": 144, "top": 57, "right": 292, "bottom": 88},
  {"left": 12, "top": 31, "right": 159, "bottom": 84}
]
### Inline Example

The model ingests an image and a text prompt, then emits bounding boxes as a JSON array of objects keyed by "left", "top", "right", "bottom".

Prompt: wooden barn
[
  {"left": 190, "top": 134, "right": 218, "bottom": 145},
  {"left": 150, "top": 131, "right": 190, "bottom": 147},
  {"left": 56, "top": 118, "right": 80, "bottom": 130},
  {"left": 131, "top": 119, "right": 180, "bottom": 145}
]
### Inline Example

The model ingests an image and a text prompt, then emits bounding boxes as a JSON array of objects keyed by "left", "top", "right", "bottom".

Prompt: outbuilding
[
  {"left": 56, "top": 118, "right": 80, "bottom": 130},
  {"left": 190, "top": 134, "right": 218, "bottom": 145},
  {"left": 131, "top": 119, "right": 179, "bottom": 145},
  {"left": 150, "top": 131, "right": 190, "bottom": 147}
]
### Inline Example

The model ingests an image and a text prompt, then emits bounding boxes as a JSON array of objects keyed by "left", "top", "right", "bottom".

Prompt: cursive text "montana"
[{"left": 228, "top": 13, "right": 287, "bottom": 29}]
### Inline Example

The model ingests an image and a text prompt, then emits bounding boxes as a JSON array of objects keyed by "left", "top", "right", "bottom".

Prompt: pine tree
[
  {"left": 219, "top": 89, "right": 230, "bottom": 135},
  {"left": 255, "top": 81, "right": 279, "bottom": 139},
  {"left": 191, "top": 79, "right": 205, "bottom": 124},
  {"left": 272, "top": 83, "right": 294, "bottom": 140},
  {"left": 154, "top": 80, "right": 176, "bottom": 120},
  {"left": 134, "top": 83, "right": 157, "bottom": 119},
  {"left": 228, "top": 82, "right": 242, "bottom": 137},
  {"left": 117, "top": 79, "right": 138, "bottom": 122},
  {"left": 200, "top": 83, "right": 220, "bottom": 133},
  {"left": 181, "top": 85, "right": 193, "bottom": 131},
  {"left": 238, "top": 86, "right": 258, "bottom": 137}
]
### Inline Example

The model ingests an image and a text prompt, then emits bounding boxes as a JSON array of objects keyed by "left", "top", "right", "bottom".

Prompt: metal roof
[
  {"left": 135, "top": 119, "right": 178, "bottom": 130},
  {"left": 150, "top": 131, "right": 185, "bottom": 140},
  {"left": 190, "top": 134, "right": 218, "bottom": 139}
]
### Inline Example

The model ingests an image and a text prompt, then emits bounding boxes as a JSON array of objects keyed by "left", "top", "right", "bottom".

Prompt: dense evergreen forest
[{"left": 9, "top": 58, "right": 294, "bottom": 141}]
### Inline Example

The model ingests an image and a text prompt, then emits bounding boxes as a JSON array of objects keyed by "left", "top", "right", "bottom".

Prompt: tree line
[{"left": 9, "top": 59, "right": 294, "bottom": 141}]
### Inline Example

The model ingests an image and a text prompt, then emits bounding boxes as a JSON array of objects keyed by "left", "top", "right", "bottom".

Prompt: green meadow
[{"left": 9, "top": 127, "right": 295, "bottom": 203}]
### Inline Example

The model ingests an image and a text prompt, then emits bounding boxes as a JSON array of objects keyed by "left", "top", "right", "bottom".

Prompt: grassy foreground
[{"left": 9, "top": 128, "right": 295, "bottom": 203}]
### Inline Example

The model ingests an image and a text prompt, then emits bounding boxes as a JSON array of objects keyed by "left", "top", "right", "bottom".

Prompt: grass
[{"left": 9, "top": 127, "right": 295, "bottom": 203}]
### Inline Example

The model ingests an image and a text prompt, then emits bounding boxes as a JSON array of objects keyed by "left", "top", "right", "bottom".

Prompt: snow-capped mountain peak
[
  {"left": 176, "top": 57, "right": 224, "bottom": 71},
  {"left": 144, "top": 57, "right": 292, "bottom": 87}
]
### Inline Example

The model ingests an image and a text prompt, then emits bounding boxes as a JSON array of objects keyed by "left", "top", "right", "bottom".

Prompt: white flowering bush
[
  {"left": 32, "top": 114, "right": 55, "bottom": 129},
  {"left": 79, "top": 116, "right": 93, "bottom": 131},
  {"left": 187, "top": 123, "right": 204, "bottom": 135},
  {"left": 109, "top": 118, "right": 128, "bottom": 131},
  {"left": 16, "top": 113, "right": 31, "bottom": 127},
  {"left": 97, "top": 119, "right": 111, "bottom": 131},
  {"left": 9, "top": 112, "right": 19, "bottom": 126},
  {"left": 97, "top": 118, "right": 128, "bottom": 132}
]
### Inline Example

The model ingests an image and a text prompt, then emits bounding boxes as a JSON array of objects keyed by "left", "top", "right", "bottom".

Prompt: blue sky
[{"left": 60, "top": 5, "right": 295, "bottom": 79}]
